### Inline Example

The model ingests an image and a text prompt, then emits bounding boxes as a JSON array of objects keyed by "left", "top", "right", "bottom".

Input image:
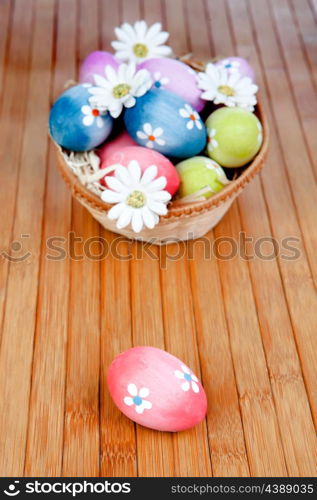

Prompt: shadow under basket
[{"left": 55, "top": 99, "right": 269, "bottom": 245}]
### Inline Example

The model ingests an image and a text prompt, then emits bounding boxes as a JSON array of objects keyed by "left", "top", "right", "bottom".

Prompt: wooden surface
[{"left": 0, "top": 0, "right": 316, "bottom": 478}]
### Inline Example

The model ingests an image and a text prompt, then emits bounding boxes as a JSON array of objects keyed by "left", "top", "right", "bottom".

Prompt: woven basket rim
[{"left": 55, "top": 95, "right": 269, "bottom": 221}]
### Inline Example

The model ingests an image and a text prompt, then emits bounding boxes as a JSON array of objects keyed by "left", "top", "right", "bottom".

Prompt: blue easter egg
[
  {"left": 124, "top": 89, "right": 206, "bottom": 159},
  {"left": 49, "top": 84, "right": 113, "bottom": 151}
]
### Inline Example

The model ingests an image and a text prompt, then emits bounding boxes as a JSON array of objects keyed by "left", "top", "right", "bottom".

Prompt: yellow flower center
[
  {"left": 126, "top": 190, "right": 146, "bottom": 208},
  {"left": 218, "top": 84, "right": 235, "bottom": 96},
  {"left": 133, "top": 43, "right": 149, "bottom": 58},
  {"left": 112, "top": 83, "right": 131, "bottom": 99}
]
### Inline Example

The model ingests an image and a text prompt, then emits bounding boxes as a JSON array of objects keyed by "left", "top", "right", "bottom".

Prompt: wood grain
[{"left": 0, "top": 0, "right": 316, "bottom": 478}]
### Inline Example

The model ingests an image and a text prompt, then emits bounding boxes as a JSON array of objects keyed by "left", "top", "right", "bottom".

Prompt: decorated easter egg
[
  {"left": 215, "top": 56, "right": 255, "bottom": 82},
  {"left": 124, "top": 89, "right": 207, "bottom": 159},
  {"left": 97, "top": 131, "right": 136, "bottom": 164},
  {"left": 176, "top": 156, "right": 229, "bottom": 199},
  {"left": 206, "top": 107, "right": 263, "bottom": 167},
  {"left": 107, "top": 346, "right": 207, "bottom": 432},
  {"left": 79, "top": 51, "right": 119, "bottom": 85},
  {"left": 49, "top": 84, "right": 113, "bottom": 151},
  {"left": 138, "top": 58, "right": 205, "bottom": 112},
  {"left": 101, "top": 145, "right": 180, "bottom": 195}
]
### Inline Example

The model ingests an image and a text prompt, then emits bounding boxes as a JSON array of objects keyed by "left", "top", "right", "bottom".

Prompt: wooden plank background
[{"left": 0, "top": 0, "right": 316, "bottom": 477}]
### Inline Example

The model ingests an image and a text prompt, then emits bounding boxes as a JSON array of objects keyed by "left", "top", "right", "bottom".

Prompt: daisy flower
[
  {"left": 136, "top": 123, "right": 166, "bottom": 149},
  {"left": 198, "top": 63, "right": 258, "bottom": 111},
  {"left": 81, "top": 104, "right": 106, "bottom": 128},
  {"left": 101, "top": 160, "right": 171, "bottom": 233},
  {"left": 179, "top": 104, "right": 203, "bottom": 130},
  {"left": 123, "top": 384, "right": 152, "bottom": 414},
  {"left": 174, "top": 365, "right": 200, "bottom": 393},
  {"left": 111, "top": 20, "right": 172, "bottom": 63},
  {"left": 88, "top": 62, "right": 152, "bottom": 118}
]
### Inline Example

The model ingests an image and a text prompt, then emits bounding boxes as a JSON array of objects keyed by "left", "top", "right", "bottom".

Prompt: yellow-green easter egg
[
  {"left": 176, "top": 156, "right": 229, "bottom": 199},
  {"left": 206, "top": 107, "right": 263, "bottom": 167}
]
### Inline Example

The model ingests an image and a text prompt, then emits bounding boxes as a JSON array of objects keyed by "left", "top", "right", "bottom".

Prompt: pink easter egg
[
  {"left": 215, "top": 57, "right": 255, "bottom": 82},
  {"left": 80, "top": 51, "right": 119, "bottom": 85},
  {"left": 101, "top": 145, "right": 180, "bottom": 196},
  {"left": 97, "top": 132, "right": 136, "bottom": 164},
  {"left": 107, "top": 347, "right": 207, "bottom": 432},
  {"left": 138, "top": 58, "right": 205, "bottom": 112}
]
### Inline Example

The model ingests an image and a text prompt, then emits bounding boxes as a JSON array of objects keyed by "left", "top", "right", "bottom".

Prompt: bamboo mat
[{"left": 0, "top": 0, "right": 316, "bottom": 477}]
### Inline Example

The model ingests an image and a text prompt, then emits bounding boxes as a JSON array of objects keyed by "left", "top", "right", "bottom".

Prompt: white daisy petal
[
  {"left": 147, "top": 199, "right": 168, "bottom": 216},
  {"left": 107, "top": 202, "right": 126, "bottom": 219},
  {"left": 141, "top": 206, "right": 156, "bottom": 229},
  {"left": 151, "top": 190, "right": 171, "bottom": 202},
  {"left": 131, "top": 210, "right": 143, "bottom": 233},
  {"left": 128, "top": 160, "right": 141, "bottom": 182},
  {"left": 124, "top": 396, "right": 134, "bottom": 406},
  {"left": 139, "top": 387, "right": 149, "bottom": 398},
  {"left": 96, "top": 116, "right": 104, "bottom": 128},
  {"left": 106, "top": 176, "right": 127, "bottom": 193},
  {"left": 147, "top": 176, "right": 167, "bottom": 192},
  {"left": 181, "top": 381, "right": 190, "bottom": 392},
  {"left": 127, "top": 383, "right": 138, "bottom": 396},
  {"left": 117, "top": 206, "right": 133, "bottom": 229},
  {"left": 102, "top": 190, "right": 124, "bottom": 204},
  {"left": 146, "top": 140, "right": 154, "bottom": 148},
  {"left": 156, "top": 138, "right": 166, "bottom": 146},
  {"left": 115, "top": 165, "right": 132, "bottom": 187},
  {"left": 140, "top": 165, "right": 158, "bottom": 185},
  {"left": 191, "top": 374, "right": 199, "bottom": 382}
]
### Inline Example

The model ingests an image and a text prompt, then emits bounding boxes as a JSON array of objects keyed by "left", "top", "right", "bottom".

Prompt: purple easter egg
[
  {"left": 138, "top": 58, "right": 205, "bottom": 112},
  {"left": 80, "top": 51, "right": 119, "bottom": 85},
  {"left": 107, "top": 346, "right": 207, "bottom": 432},
  {"left": 215, "top": 57, "right": 255, "bottom": 82}
]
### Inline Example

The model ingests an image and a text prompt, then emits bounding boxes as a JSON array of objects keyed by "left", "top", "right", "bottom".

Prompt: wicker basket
[{"left": 55, "top": 98, "right": 269, "bottom": 245}]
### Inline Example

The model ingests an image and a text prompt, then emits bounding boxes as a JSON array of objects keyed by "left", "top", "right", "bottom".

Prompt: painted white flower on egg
[
  {"left": 257, "top": 121, "right": 263, "bottom": 144},
  {"left": 136, "top": 123, "right": 166, "bottom": 149},
  {"left": 101, "top": 160, "right": 171, "bottom": 233},
  {"left": 124, "top": 383, "right": 152, "bottom": 414},
  {"left": 179, "top": 104, "right": 202, "bottom": 130},
  {"left": 175, "top": 365, "right": 200, "bottom": 393},
  {"left": 81, "top": 104, "right": 105, "bottom": 128},
  {"left": 217, "top": 58, "right": 241, "bottom": 74},
  {"left": 207, "top": 128, "right": 218, "bottom": 152},
  {"left": 153, "top": 71, "right": 169, "bottom": 89}
]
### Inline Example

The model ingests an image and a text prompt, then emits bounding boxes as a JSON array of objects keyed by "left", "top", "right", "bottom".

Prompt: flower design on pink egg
[
  {"left": 153, "top": 71, "right": 169, "bottom": 89},
  {"left": 136, "top": 123, "right": 166, "bottom": 148},
  {"left": 123, "top": 383, "right": 152, "bottom": 414},
  {"left": 179, "top": 104, "right": 202, "bottom": 130},
  {"left": 175, "top": 365, "right": 200, "bottom": 393},
  {"left": 218, "top": 58, "right": 241, "bottom": 74},
  {"left": 81, "top": 104, "right": 106, "bottom": 128}
]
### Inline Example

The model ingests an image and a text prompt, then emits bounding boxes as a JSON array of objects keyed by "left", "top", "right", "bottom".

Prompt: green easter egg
[
  {"left": 206, "top": 107, "right": 263, "bottom": 167},
  {"left": 176, "top": 156, "right": 229, "bottom": 199}
]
